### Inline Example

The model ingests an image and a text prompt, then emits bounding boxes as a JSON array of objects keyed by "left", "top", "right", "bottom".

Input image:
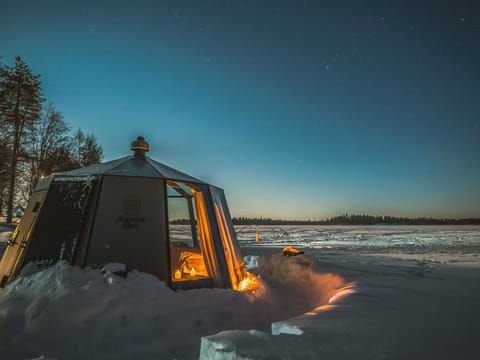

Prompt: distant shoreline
[
  {"left": 2, "top": 215, "right": 480, "bottom": 228},
  {"left": 232, "top": 222, "right": 480, "bottom": 226},
  {"left": 230, "top": 215, "right": 480, "bottom": 226}
]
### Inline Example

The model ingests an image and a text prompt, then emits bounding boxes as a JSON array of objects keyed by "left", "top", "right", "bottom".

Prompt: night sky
[{"left": 1, "top": 0, "right": 479, "bottom": 219}]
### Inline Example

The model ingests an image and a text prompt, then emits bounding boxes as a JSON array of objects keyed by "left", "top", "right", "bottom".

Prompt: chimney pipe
[{"left": 131, "top": 136, "right": 149, "bottom": 158}]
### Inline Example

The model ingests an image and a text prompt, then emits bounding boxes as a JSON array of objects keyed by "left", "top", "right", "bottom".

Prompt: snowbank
[
  {"left": 0, "top": 254, "right": 348, "bottom": 360},
  {"left": 200, "top": 251, "right": 480, "bottom": 360}
]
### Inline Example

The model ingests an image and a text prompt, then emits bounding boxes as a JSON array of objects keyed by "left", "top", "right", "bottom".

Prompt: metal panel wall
[
  {"left": 86, "top": 176, "right": 168, "bottom": 280},
  {"left": 22, "top": 180, "right": 97, "bottom": 265}
]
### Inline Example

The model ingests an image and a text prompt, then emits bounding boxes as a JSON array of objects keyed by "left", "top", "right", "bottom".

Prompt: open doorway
[{"left": 167, "top": 181, "right": 217, "bottom": 289}]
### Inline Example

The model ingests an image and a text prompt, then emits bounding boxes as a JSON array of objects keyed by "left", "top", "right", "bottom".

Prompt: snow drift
[{"left": 0, "top": 254, "right": 348, "bottom": 360}]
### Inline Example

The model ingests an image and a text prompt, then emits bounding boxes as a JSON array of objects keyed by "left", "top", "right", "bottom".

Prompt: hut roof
[{"left": 56, "top": 156, "right": 207, "bottom": 184}]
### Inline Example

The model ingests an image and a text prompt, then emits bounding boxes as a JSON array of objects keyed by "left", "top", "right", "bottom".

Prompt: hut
[{"left": 0, "top": 137, "right": 247, "bottom": 290}]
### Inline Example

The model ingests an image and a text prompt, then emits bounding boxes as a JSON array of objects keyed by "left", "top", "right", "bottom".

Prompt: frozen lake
[
  {"left": 234, "top": 225, "right": 480, "bottom": 253},
  {"left": 2, "top": 225, "right": 480, "bottom": 257}
]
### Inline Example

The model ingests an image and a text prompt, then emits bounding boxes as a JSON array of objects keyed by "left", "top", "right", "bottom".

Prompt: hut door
[
  {"left": 167, "top": 181, "right": 218, "bottom": 289},
  {"left": 0, "top": 190, "right": 47, "bottom": 287},
  {"left": 210, "top": 187, "right": 247, "bottom": 290}
]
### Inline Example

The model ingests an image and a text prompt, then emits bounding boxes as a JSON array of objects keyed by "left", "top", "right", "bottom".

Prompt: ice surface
[
  {"left": 271, "top": 321, "right": 303, "bottom": 335},
  {"left": 235, "top": 225, "right": 480, "bottom": 253}
]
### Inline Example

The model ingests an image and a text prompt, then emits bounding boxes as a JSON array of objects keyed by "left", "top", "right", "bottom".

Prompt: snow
[
  {"left": 243, "top": 255, "right": 259, "bottom": 270},
  {"left": 0, "top": 225, "right": 479, "bottom": 359},
  {"left": 0, "top": 224, "right": 13, "bottom": 255},
  {"left": 200, "top": 250, "right": 480, "bottom": 359},
  {"left": 0, "top": 249, "right": 349, "bottom": 359}
]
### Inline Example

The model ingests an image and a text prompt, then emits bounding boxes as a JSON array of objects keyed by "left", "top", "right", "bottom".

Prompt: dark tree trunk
[{"left": 6, "top": 85, "right": 21, "bottom": 223}]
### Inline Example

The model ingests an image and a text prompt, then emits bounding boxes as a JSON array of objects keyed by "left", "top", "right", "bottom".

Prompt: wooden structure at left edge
[{"left": 0, "top": 136, "right": 247, "bottom": 290}]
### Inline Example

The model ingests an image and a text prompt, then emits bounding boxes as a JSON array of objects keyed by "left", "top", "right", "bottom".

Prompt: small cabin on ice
[{"left": 0, "top": 137, "right": 247, "bottom": 290}]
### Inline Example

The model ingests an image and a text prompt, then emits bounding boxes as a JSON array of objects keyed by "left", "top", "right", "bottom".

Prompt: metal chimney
[{"left": 131, "top": 136, "right": 149, "bottom": 158}]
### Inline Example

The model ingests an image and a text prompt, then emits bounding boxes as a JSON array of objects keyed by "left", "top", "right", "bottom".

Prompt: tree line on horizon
[
  {"left": 232, "top": 214, "right": 480, "bottom": 225},
  {"left": 1, "top": 56, "right": 103, "bottom": 222}
]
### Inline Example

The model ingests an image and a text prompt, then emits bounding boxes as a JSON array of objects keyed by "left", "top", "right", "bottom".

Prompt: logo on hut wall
[
  {"left": 117, "top": 195, "right": 145, "bottom": 229},
  {"left": 123, "top": 195, "right": 141, "bottom": 215}
]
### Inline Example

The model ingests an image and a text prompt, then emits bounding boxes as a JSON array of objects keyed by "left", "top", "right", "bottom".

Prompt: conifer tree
[
  {"left": 79, "top": 133, "right": 103, "bottom": 166},
  {"left": 69, "top": 129, "right": 103, "bottom": 167},
  {"left": 0, "top": 56, "right": 43, "bottom": 222}
]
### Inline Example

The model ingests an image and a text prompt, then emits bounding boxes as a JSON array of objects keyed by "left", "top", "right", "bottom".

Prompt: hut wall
[{"left": 85, "top": 176, "right": 169, "bottom": 280}]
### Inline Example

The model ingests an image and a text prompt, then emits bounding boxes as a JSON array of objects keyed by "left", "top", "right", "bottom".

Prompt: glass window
[{"left": 167, "top": 181, "right": 216, "bottom": 286}]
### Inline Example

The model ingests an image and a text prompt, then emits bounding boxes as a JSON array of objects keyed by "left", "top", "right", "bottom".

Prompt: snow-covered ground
[
  {"left": 203, "top": 225, "right": 480, "bottom": 359},
  {"left": 0, "top": 225, "right": 479, "bottom": 359},
  {"left": 0, "top": 223, "right": 15, "bottom": 244},
  {"left": 0, "top": 223, "right": 15, "bottom": 255}
]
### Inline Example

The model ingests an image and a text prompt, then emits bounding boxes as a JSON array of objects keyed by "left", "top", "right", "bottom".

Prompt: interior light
[{"left": 174, "top": 269, "right": 182, "bottom": 280}]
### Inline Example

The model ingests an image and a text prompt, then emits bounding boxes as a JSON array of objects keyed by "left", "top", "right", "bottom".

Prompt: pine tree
[
  {"left": 79, "top": 133, "right": 102, "bottom": 166},
  {"left": 0, "top": 56, "right": 43, "bottom": 222},
  {"left": 68, "top": 129, "right": 103, "bottom": 167}
]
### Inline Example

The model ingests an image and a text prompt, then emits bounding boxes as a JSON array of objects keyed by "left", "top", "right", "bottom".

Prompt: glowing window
[{"left": 167, "top": 181, "right": 216, "bottom": 287}]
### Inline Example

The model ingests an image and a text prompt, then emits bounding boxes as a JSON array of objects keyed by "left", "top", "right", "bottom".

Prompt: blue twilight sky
[{"left": 1, "top": 0, "right": 479, "bottom": 219}]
